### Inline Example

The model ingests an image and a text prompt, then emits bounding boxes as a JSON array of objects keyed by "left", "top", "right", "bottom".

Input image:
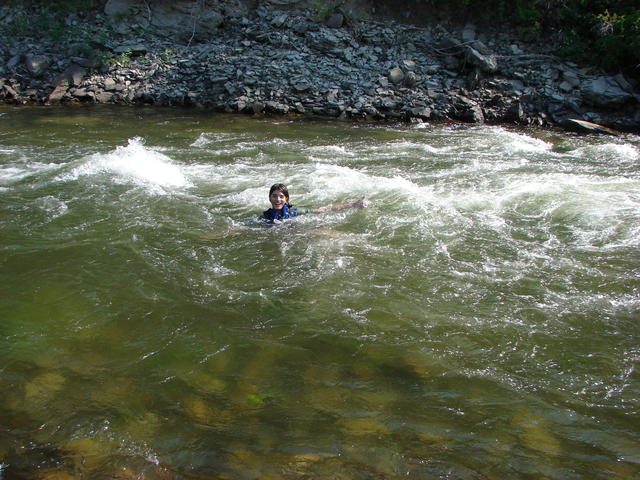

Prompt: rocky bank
[{"left": 1, "top": 0, "right": 639, "bottom": 132}]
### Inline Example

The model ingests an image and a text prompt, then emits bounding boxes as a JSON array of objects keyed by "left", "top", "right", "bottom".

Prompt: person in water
[{"left": 260, "top": 183, "right": 369, "bottom": 223}]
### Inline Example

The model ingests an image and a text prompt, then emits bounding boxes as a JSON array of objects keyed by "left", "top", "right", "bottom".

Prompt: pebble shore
[{"left": 1, "top": 1, "right": 639, "bottom": 132}]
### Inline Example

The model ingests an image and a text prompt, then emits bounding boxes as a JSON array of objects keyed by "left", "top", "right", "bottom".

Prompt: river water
[{"left": 1, "top": 106, "right": 638, "bottom": 479}]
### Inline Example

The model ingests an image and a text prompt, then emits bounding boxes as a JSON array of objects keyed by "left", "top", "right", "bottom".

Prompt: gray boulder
[
  {"left": 388, "top": 67, "right": 405, "bottom": 85},
  {"left": 326, "top": 13, "right": 344, "bottom": 29},
  {"left": 104, "top": 0, "right": 137, "bottom": 16},
  {"left": 149, "top": 2, "right": 223, "bottom": 38},
  {"left": 465, "top": 47, "right": 497, "bottom": 73},
  {"left": 7, "top": 54, "right": 22, "bottom": 71},
  {"left": 306, "top": 31, "right": 342, "bottom": 52},
  {"left": 48, "top": 85, "right": 68, "bottom": 103},
  {"left": 582, "top": 76, "right": 634, "bottom": 107},
  {"left": 25, "top": 55, "right": 51, "bottom": 78},
  {"left": 55, "top": 65, "right": 87, "bottom": 87},
  {"left": 462, "top": 24, "right": 476, "bottom": 43}
]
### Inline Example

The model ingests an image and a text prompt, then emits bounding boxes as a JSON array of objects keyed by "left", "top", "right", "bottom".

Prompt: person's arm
[{"left": 311, "top": 197, "right": 369, "bottom": 214}]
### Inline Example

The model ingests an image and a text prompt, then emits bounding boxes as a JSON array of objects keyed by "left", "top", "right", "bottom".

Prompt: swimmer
[{"left": 261, "top": 183, "right": 369, "bottom": 223}]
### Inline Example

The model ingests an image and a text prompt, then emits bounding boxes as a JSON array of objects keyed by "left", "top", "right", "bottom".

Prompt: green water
[{"left": 1, "top": 106, "right": 639, "bottom": 479}]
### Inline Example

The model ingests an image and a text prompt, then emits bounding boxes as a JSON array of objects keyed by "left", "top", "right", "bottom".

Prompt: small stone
[
  {"left": 410, "top": 106, "right": 432, "bottom": 119},
  {"left": 402, "top": 59, "right": 416, "bottom": 71},
  {"left": 104, "top": 0, "right": 136, "bottom": 16},
  {"left": 292, "top": 82, "right": 310, "bottom": 93},
  {"left": 462, "top": 24, "right": 476, "bottom": 42},
  {"left": 7, "top": 54, "right": 22, "bottom": 71},
  {"left": 103, "top": 78, "right": 117, "bottom": 91},
  {"left": 326, "top": 13, "right": 344, "bottom": 29},
  {"left": 271, "top": 14, "right": 287, "bottom": 28},
  {"left": 559, "top": 81, "right": 574, "bottom": 93},
  {"left": 404, "top": 71, "right": 418, "bottom": 87},
  {"left": 388, "top": 67, "right": 404, "bottom": 85}
]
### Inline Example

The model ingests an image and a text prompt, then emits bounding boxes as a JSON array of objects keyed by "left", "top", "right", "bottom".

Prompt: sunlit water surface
[{"left": 1, "top": 106, "right": 639, "bottom": 479}]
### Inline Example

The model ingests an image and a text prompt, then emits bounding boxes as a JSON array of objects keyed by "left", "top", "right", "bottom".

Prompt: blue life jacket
[{"left": 260, "top": 204, "right": 297, "bottom": 223}]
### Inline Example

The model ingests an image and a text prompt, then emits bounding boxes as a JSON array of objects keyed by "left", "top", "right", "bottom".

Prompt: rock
[
  {"left": 471, "top": 40, "right": 492, "bottom": 56},
  {"left": 0, "top": 1, "right": 638, "bottom": 131},
  {"left": 71, "top": 88, "right": 96, "bottom": 102},
  {"left": 614, "top": 73, "right": 634, "bottom": 93},
  {"left": 410, "top": 106, "right": 432, "bottom": 119},
  {"left": 104, "top": 0, "right": 137, "bottom": 16},
  {"left": 94, "top": 91, "right": 114, "bottom": 103},
  {"left": 265, "top": 101, "right": 289, "bottom": 113},
  {"left": 326, "top": 13, "right": 344, "bottom": 29},
  {"left": 466, "top": 104, "right": 485, "bottom": 123},
  {"left": 252, "top": 101, "right": 265, "bottom": 113},
  {"left": 559, "top": 81, "right": 575, "bottom": 93},
  {"left": 561, "top": 70, "right": 580, "bottom": 89},
  {"left": 114, "top": 44, "right": 147, "bottom": 55},
  {"left": 443, "top": 56, "right": 459, "bottom": 70},
  {"left": 7, "top": 54, "right": 22, "bottom": 71},
  {"left": 581, "top": 76, "right": 634, "bottom": 107},
  {"left": 2, "top": 83, "right": 19, "bottom": 99},
  {"left": 291, "top": 20, "right": 309, "bottom": 34},
  {"left": 404, "top": 71, "right": 419, "bottom": 87},
  {"left": 506, "top": 101, "right": 526, "bottom": 123},
  {"left": 271, "top": 14, "right": 288, "bottom": 28},
  {"left": 453, "top": 96, "right": 485, "bottom": 123},
  {"left": 55, "top": 65, "right": 86, "bottom": 88},
  {"left": 292, "top": 82, "right": 310, "bottom": 93},
  {"left": 465, "top": 47, "right": 497, "bottom": 73},
  {"left": 151, "top": 2, "right": 224, "bottom": 39},
  {"left": 402, "top": 59, "right": 416, "bottom": 71},
  {"left": 436, "top": 34, "right": 464, "bottom": 55},
  {"left": 388, "top": 67, "right": 405, "bottom": 85},
  {"left": 103, "top": 78, "right": 117, "bottom": 91},
  {"left": 462, "top": 24, "right": 476, "bottom": 43},
  {"left": 47, "top": 85, "right": 68, "bottom": 103},
  {"left": 307, "top": 31, "right": 342, "bottom": 52},
  {"left": 25, "top": 54, "right": 51, "bottom": 78}
]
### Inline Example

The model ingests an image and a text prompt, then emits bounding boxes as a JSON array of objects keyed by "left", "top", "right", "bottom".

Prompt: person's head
[{"left": 268, "top": 183, "right": 290, "bottom": 211}]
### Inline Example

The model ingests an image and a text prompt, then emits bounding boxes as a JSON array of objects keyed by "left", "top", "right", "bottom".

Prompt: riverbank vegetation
[{"left": 415, "top": 0, "right": 639, "bottom": 76}]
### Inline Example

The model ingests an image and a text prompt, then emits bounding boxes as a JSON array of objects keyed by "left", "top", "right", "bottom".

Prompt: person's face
[{"left": 269, "top": 190, "right": 288, "bottom": 211}]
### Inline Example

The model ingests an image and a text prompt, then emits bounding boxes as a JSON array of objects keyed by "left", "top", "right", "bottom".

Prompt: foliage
[
  {"left": 46, "top": 0, "right": 96, "bottom": 12},
  {"left": 1, "top": 3, "right": 95, "bottom": 42},
  {"left": 110, "top": 50, "right": 132, "bottom": 68},
  {"left": 0, "top": 2, "right": 120, "bottom": 73},
  {"left": 314, "top": 1, "right": 340, "bottom": 22},
  {"left": 161, "top": 48, "right": 177, "bottom": 63},
  {"left": 412, "top": 0, "right": 639, "bottom": 76}
]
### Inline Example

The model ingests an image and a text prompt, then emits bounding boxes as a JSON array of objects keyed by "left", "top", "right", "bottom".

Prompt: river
[{"left": 1, "top": 106, "right": 638, "bottom": 479}]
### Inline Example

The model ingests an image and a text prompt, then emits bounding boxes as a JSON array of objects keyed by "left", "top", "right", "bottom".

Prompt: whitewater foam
[
  {"left": 63, "top": 137, "right": 189, "bottom": 192},
  {"left": 0, "top": 162, "right": 62, "bottom": 186}
]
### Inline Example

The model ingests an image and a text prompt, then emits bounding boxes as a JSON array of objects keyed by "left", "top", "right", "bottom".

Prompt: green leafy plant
[
  {"left": 110, "top": 51, "right": 133, "bottom": 67},
  {"left": 314, "top": 1, "right": 340, "bottom": 22},
  {"left": 161, "top": 48, "right": 176, "bottom": 63}
]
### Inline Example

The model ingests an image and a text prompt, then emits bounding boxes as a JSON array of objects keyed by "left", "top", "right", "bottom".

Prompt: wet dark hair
[{"left": 269, "top": 183, "right": 290, "bottom": 201}]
